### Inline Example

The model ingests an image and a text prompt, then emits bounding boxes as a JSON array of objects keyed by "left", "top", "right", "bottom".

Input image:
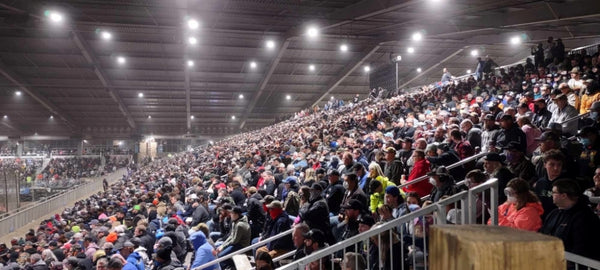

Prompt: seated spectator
[
  {"left": 428, "top": 166, "right": 457, "bottom": 203},
  {"left": 341, "top": 252, "right": 366, "bottom": 270},
  {"left": 492, "top": 178, "right": 543, "bottom": 231},
  {"left": 535, "top": 149, "right": 566, "bottom": 220},
  {"left": 256, "top": 201, "right": 293, "bottom": 258},
  {"left": 384, "top": 186, "right": 408, "bottom": 219},
  {"left": 503, "top": 141, "right": 537, "bottom": 186},
  {"left": 540, "top": 178, "right": 600, "bottom": 260},
  {"left": 367, "top": 162, "right": 396, "bottom": 214},
  {"left": 402, "top": 150, "right": 432, "bottom": 197},
  {"left": 189, "top": 231, "right": 217, "bottom": 270},
  {"left": 483, "top": 152, "right": 515, "bottom": 204},
  {"left": 216, "top": 206, "right": 250, "bottom": 269},
  {"left": 291, "top": 223, "right": 310, "bottom": 261}
]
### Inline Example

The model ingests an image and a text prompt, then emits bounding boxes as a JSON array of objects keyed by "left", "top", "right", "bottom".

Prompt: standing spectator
[{"left": 441, "top": 68, "right": 453, "bottom": 83}]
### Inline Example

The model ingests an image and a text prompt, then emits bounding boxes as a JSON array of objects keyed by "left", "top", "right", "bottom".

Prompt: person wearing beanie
[{"left": 152, "top": 247, "right": 182, "bottom": 270}]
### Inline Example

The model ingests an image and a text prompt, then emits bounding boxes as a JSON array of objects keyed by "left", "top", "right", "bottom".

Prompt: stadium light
[
  {"left": 417, "top": 68, "right": 422, "bottom": 73},
  {"left": 364, "top": 66, "right": 371, "bottom": 73},
  {"left": 471, "top": 49, "right": 479, "bottom": 57},
  {"left": 306, "top": 26, "right": 319, "bottom": 38},
  {"left": 309, "top": 64, "right": 316, "bottom": 72},
  {"left": 250, "top": 61, "right": 257, "bottom": 69},
  {"left": 117, "top": 56, "right": 126, "bottom": 65},
  {"left": 148, "top": 115, "right": 152, "bottom": 119},
  {"left": 187, "top": 60, "right": 195, "bottom": 67},
  {"left": 286, "top": 95, "right": 291, "bottom": 100},
  {"left": 138, "top": 92, "right": 144, "bottom": 98},
  {"left": 407, "top": 47, "right": 415, "bottom": 54},
  {"left": 190, "top": 115, "right": 195, "bottom": 119},
  {"left": 3, "top": 115, "right": 7, "bottom": 119},
  {"left": 467, "top": 69, "right": 472, "bottom": 74},
  {"left": 187, "top": 19, "right": 199, "bottom": 30},
  {"left": 412, "top": 32, "right": 423, "bottom": 41},
  {"left": 266, "top": 40, "right": 275, "bottom": 49},
  {"left": 49, "top": 115, "right": 54, "bottom": 119},
  {"left": 340, "top": 44, "right": 348, "bottom": 52},
  {"left": 45, "top": 10, "right": 63, "bottom": 23},
  {"left": 188, "top": 36, "right": 198, "bottom": 45},
  {"left": 231, "top": 115, "right": 236, "bottom": 120},
  {"left": 15, "top": 91, "right": 22, "bottom": 96},
  {"left": 510, "top": 36, "right": 521, "bottom": 45},
  {"left": 239, "top": 94, "right": 244, "bottom": 99},
  {"left": 101, "top": 31, "right": 112, "bottom": 40}
]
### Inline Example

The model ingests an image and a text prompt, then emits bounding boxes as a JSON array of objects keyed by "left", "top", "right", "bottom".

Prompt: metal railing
[
  {"left": 277, "top": 178, "right": 498, "bottom": 270},
  {"left": 558, "top": 112, "right": 590, "bottom": 125},
  {"left": 194, "top": 228, "right": 294, "bottom": 270},
  {"left": 398, "top": 152, "right": 487, "bottom": 190},
  {"left": 565, "top": 251, "right": 600, "bottom": 270}
]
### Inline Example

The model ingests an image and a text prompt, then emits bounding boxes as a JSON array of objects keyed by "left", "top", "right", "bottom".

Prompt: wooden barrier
[{"left": 430, "top": 225, "right": 564, "bottom": 270}]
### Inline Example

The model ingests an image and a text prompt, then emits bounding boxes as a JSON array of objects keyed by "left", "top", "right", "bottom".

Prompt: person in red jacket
[
  {"left": 491, "top": 178, "right": 543, "bottom": 231},
  {"left": 402, "top": 150, "right": 432, "bottom": 197}
]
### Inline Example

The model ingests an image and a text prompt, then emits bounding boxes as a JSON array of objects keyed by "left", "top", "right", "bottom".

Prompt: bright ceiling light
[
  {"left": 231, "top": 115, "right": 236, "bottom": 120},
  {"left": 395, "top": 55, "right": 402, "bottom": 62},
  {"left": 188, "top": 36, "right": 198, "bottom": 45},
  {"left": 138, "top": 92, "right": 144, "bottom": 98},
  {"left": 330, "top": 96, "right": 335, "bottom": 100},
  {"left": 471, "top": 49, "right": 479, "bottom": 56},
  {"left": 340, "top": 44, "right": 348, "bottom": 52},
  {"left": 190, "top": 115, "right": 195, "bottom": 119},
  {"left": 15, "top": 91, "right": 22, "bottom": 96},
  {"left": 238, "top": 94, "right": 244, "bottom": 99},
  {"left": 148, "top": 115, "right": 152, "bottom": 119},
  {"left": 187, "top": 60, "right": 195, "bottom": 67},
  {"left": 306, "top": 26, "right": 319, "bottom": 38},
  {"left": 266, "top": 40, "right": 275, "bottom": 49},
  {"left": 510, "top": 36, "right": 521, "bottom": 45},
  {"left": 364, "top": 66, "right": 371, "bottom": 73},
  {"left": 417, "top": 67, "right": 422, "bottom": 73},
  {"left": 187, "top": 19, "right": 199, "bottom": 30},
  {"left": 407, "top": 47, "right": 415, "bottom": 53},
  {"left": 412, "top": 32, "right": 423, "bottom": 41},
  {"left": 467, "top": 69, "right": 472, "bottom": 73},
  {"left": 3, "top": 115, "right": 7, "bottom": 119},
  {"left": 101, "top": 31, "right": 112, "bottom": 40},
  {"left": 45, "top": 10, "right": 63, "bottom": 23},
  {"left": 117, "top": 56, "right": 126, "bottom": 65},
  {"left": 49, "top": 115, "right": 54, "bottom": 119},
  {"left": 250, "top": 61, "right": 257, "bottom": 69},
  {"left": 209, "top": 140, "right": 213, "bottom": 144},
  {"left": 286, "top": 95, "right": 291, "bottom": 100},
  {"left": 308, "top": 64, "right": 316, "bottom": 72}
]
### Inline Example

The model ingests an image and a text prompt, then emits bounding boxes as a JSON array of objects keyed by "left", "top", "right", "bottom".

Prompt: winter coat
[
  {"left": 222, "top": 215, "right": 251, "bottom": 249},
  {"left": 189, "top": 231, "right": 217, "bottom": 270},
  {"left": 265, "top": 212, "right": 293, "bottom": 251},
  {"left": 123, "top": 252, "right": 144, "bottom": 270},
  {"left": 299, "top": 195, "right": 334, "bottom": 244},
  {"left": 404, "top": 159, "right": 432, "bottom": 198},
  {"left": 493, "top": 202, "right": 543, "bottom": 231},
  {"left": 370, "top": 176, "right": 396, "bottom": 213}
]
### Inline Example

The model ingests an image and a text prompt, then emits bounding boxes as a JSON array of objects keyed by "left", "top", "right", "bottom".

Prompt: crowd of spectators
[
  {"left": 36, "top": 158, "right": 102, "bottom": 186},
  {"left": 0, "top": 39, "right": 599, "bottom": 270}
]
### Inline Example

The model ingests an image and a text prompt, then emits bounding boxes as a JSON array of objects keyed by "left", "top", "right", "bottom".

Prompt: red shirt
[{"left": 403, "top": 158, "right": 433, "bottom": 197}]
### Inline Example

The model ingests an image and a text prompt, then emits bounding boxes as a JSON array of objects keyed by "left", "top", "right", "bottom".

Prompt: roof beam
[
  {"left": 310, "top": 42, "right": 381, "bottom": 107},
  {"left": 0, "top": 121, "right": 23, "bottom": 134},
  {"left": 239, "top": 39, "right": 291, "bottom": 129},
  {"left": 185, "top": 71, "right": 191, "bottom": 132},
  {"left": 0, "top": 60, "right": 79, "bottom": 132},
  {"left": 71, "top": 31, "right": 136, "bottom": 130}
]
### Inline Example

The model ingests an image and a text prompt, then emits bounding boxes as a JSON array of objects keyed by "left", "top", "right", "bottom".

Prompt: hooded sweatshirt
[
  {"left": 494, "top": 201, "right": 543, "bottom": 232},
  {"left": 189, "top": 231, "right": 217, "bottom": 270}
]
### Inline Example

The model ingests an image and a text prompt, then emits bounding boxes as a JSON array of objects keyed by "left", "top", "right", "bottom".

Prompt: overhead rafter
[
  {"left": 0, "top": 121, "right": 22, "bottom": 133},
  {"left": 310, "top": 42, "right": 381, "bottom": 107},
  {"left": 398, "top": 46, "right": 467, "bottom": 89},
  {"left": 71, "top": 31, "right": 137, "bottom": 130},
  {"left": 0, "top": 60, "right": 79, "bottom": 132}
]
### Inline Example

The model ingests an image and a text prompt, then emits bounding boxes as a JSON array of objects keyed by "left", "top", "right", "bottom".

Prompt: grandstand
[{"left": 1, "top": 1, "right": 600, "bottom": 270}]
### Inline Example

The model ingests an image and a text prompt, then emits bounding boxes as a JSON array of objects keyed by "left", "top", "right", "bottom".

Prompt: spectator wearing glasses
[{"left": 492, "top": 178, "right": 543, "bottom": 231}]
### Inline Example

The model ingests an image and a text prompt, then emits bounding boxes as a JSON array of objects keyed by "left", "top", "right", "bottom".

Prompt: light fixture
[
  {"left": 330, "top": 96, "right": 335, "bottom": 100},
  {"left": 510, "top": 36, "right": 521, "bottom": 45},
  {"left": 308, "top": 64, "right": 316, "bottom": 72},
  {"left": 148, "top": 115, "right": 152, "bottom": 119},
  {"left": 45, "top": 10, "right": 63, "bottom": 23},
  {"left": 209, "top": 140, "right": 213, "bottom": 144},
  {"left": 412, "top": 32, "right": 423, "bottom": 41},
  {"left": 340, "top": 44, "right": 348, "bottom": 52},
  {"left": 101, "top": 31, "right": 112, "bottom": 40},
  {"left": 15, "top": 91, "right": 22, "bottom": 96},
  {"left": 306, "top": 26, "right": 319, "bottom": 38},
  {"left": 250, "top": 61, "right": 257, "bottom": 69},
  {"left": 407, "top": 47, "right": 415, "bottom": 53},
  {"left": 395, "top": 55, "right": 402, "bottom": 62},
  {"left": 190, "top": 115, "right": 195, "bottom": 119},
  {"left": 417, "top": 67, "right": 422, "bottom": 73},
  {"left": 187, "top": 19, "right": 199, "bottom": 30},
  {"left": 138, "top": 92, "right": 144, "bottom": 98},
  {"left": 470, "top": 49, "right": 479, "bottom": 57},
  {"left": 188, "top": 36, "right": 198, "bottom": 45},
  {"left": 117, "top": 56, "right": 126, "bottom": 65},
  {"left": 467, "top": 69, "right": 472, "bottom": 73},
  {"left": 238, "top": 94, "right": 244, "bottom": 99},
  {"left": 364, "top": 66, "right": 371, "bottom": 73},
  {"left": 118, "top": 141, "right": 123, "bottom": 146},
  {"left": 34, "top": 132, "right": 38, "bottom": 136},
  {"left": 231, "top": 115, "right": 236, "bottom": 120},
  {"left": 49, "top": 115, "right": 54, "bottom": 119},
  {"left": 3, "top": 115, "right": 7, "bottom": 119},
  {"left": 83, "top": 140, "right": 88, "bottom": 143},
  {"left": 266, "top": 40, "right": 275, "bottom": 49},
  {"left": 187, "top": 60, "right": 195, "bottom": 67},
  {"left": 286, "top": 95, "right": 291, "bottom": 100}
]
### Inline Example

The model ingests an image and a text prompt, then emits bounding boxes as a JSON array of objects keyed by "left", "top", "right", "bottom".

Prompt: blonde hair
[{"left": 368, "top": 162, "right": 384, "bottom": 177}]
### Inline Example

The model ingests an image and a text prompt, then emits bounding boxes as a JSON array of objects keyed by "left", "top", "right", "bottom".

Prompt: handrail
[
  {"left": 565, "top": 251, "right": 600, "bottom": 269},
  {"left": 273, "top": 250, "right": 297, "bottom": 264},
  {"left": 194, "top": 228, "right": 294, "bottom": 270},
  {"left": 397, "top": 151, "right": 486, "bottom": 189},
  {"left": 558, "top": 112, "right": 589, "bottom": 125}
]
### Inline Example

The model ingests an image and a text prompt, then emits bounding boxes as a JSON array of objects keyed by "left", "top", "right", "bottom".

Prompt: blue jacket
[
  {"left": 124, "top": 252, "right": 144, "bottom": 270},
  {"left": 265, "top": 212, "right": 293, "bottom": 251},
  {"left": 189, "top": 231, "right": 218, "bottom": 270}
]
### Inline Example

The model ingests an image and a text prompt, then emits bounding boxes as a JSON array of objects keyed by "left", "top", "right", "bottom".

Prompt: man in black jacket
[
  {"left": 324, "top": 170, "right": 345, "bottom": 215},
  {"left": 532, "top": 98, "right": 552, "bottom": 129},
  {"left": 245, "top": 187, "right": 265, "bottom": 239},
  {"left": 299, "top": 184, "right": 334, "bottom": 245},
  {"left": 496, "top": 114, "right": 527, "bottom": 153},
  {"left": 540, "top": 178, "right": 600, "bottom": 261}
]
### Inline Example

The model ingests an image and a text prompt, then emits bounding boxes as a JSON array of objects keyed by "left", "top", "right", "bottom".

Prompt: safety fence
[
  {"left": 565, "top": 251, "right": 600, "bottom": 270},
  {"left": 275, "top": 178, "right": 498, "bottom": 270}
]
